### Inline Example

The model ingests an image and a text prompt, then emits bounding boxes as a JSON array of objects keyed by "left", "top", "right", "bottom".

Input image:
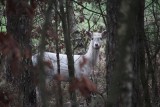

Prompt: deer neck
[{"left": 85, "top": 41, "right": 100, "bottom": 67}]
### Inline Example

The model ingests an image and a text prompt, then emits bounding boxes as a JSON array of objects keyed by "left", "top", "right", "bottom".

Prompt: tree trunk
[
  {"left": 66, "top": 0, "right": 78, "bottom": 106},
  {"left": 6, "top": 0, "right": 36, "bottom": 107},
  {"left": 59, "top": 0, "right": 77, "bottom": 107},
  {"left": 106, "top": 0, "right": 119, "bottom": 102},
  {"left": 134, "top": 0, "right": 152, "bottom": 106},
  {"left": 106, "top": 0, "right": 148, "bottom": 107},
  {"left": 54, "top": 0, "right": 63, "bottom": 107},
  {"left": 37, "top": 0, "right": 54, "bottom": 106}
]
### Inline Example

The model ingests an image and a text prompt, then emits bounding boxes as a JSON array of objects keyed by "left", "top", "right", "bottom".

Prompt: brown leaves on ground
[{"left": 69, "top": 75, "right": 97, "bottom": 98}]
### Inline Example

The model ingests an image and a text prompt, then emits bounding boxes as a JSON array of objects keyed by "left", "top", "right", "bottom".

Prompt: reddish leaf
[
  {"left": 6, "top": 0, "right": 35, "bottom": 18},
  {"left": 6, "top": 0, "right": 16, "bottom": 16},
  {"left": 43, "top": 60, "right": 53, "bottom": 69},
  {"left": 30, "top": 0, "right": 37, "bottom": 10},
  {"left": 54, "top": 74, "right": 67, "bottom": 81},
  {"left": 59, "top": 44, "right": 64, "bottom": 49},
  {"left": 0, "top": 33, "right": 20, "bottom": 57},
  {"left": 79, "top": 56, "right": 88, "bottom": 69},
  {"left": 69, "top": 76, "right": 97, "bottom": 97},
  {"left": 0, "top": 32, "right": 21, "bottom": 78},
  {"left": 24, "top": 46, "right": 32, "bottom": 59}
]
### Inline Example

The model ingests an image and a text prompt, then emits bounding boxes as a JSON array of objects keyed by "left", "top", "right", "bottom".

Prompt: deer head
[{"left": 86, "top": 30, "right": 107, "bottom": 50}]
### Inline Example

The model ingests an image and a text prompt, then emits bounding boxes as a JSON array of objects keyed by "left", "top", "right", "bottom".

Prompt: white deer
[
  {"left": 32, "top": 31, "right": 107, "bottom": 106},
  {"left": 32, "top": 31, "right": 107, "bottom": 82}
]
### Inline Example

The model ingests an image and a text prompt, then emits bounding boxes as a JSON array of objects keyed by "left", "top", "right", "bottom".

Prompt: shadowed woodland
[{"left": 0, "top": 0, "right": 160, "bottom": 107}]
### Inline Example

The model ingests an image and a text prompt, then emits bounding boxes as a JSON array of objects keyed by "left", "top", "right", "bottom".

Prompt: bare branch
[
  {"left": 72, "top": 0, "right": 106, "bottom": 16},
  {"left": 97, "top": 1, "right": 107, "bottom": 27},
  {"left": 145, "top": 0, "right": 156, "bottom": 9}
]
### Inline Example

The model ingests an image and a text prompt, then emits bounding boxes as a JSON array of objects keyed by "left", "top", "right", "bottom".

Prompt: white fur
[{"left": 32, "top": 31, "right": 106, "bottom": 81}]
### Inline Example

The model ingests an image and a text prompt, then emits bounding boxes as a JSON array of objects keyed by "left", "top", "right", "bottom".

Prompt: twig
[
  {"left": 86, "top": 12, "right": 94, "bottom": 31},
  {"left": 72, "top": 0, "right": 106, "bottom": 16},
  {"left": 145, "top": 0, "right": 156, "bottom": 9},
  {"left": 151, "top": 0, "right": 160, "bottom": 59},
  {"left": 98, "top": 1, "right": 107, "bottom": 27},
  {"left": 90, "top": 15, "right": 101, "bottom": 30}
]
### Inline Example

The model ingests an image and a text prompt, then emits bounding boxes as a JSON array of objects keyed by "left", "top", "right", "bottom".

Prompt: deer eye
[
  {"left": 100, "top": 38, "right": 102, "bottom": 40},
  {"left": 91, "top": 38, "right": 93, "bottom": 40}
]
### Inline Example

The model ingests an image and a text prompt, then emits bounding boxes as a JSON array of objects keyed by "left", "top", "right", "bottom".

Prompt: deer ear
[
  {"left": 101, "top": 30, "right": 107, "bottom": 39},
  {"left": 85, "top": 31, "right": 92, "bottom": 38}
]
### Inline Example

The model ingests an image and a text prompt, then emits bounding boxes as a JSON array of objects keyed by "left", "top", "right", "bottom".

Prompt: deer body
[
  {"left": 32, "top": 31, "right": 106, "bottom": 105},
  {"left": 32, "top": 52, "right": 87, "bottom": 79},
  {"left": 32, "top": 31, "right": 107, "bottom": 81}
]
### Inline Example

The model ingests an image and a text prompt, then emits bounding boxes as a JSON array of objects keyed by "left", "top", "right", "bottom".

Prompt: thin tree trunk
[
  {"left": 132, "top": 0, "right": 147, "bottom": 106},
  {"left": 149, "top": 2, "right": 159, "bottom": 106},
  {"left": 66, "top": 1, "right": 77, "bottom": 106},
  {"left": 135, "top": 0, "right": 152, "bottom": 107},
  {"left": 37, "top": 0, "right": 54, "bottom": 107},
  {"left": 132, "top": 36, "right": 144, "bottom": 107},
  {"left": 54, "top": 0, "right": 63, "bottom": 106},
  {"left": 59, "top": 0, "right": 77, "bottom": 107}
]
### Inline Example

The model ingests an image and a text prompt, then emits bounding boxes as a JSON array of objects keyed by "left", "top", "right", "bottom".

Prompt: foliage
[
  {"left": 0, "top": 0, "right": 160, "bottom": 106},
  {"left": 144, "top": 0, "right": 160, "bottom": 47},
  {"left": 0, "top": 4, "right": 6, "bottom": 32},
  {"left": 31, "top": 1, "right": 106, "bottom": 53}
]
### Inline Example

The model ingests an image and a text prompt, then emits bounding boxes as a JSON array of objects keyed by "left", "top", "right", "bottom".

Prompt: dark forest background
[{"left": 0, "top": 0, "right": 160, "bottom": 107}]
